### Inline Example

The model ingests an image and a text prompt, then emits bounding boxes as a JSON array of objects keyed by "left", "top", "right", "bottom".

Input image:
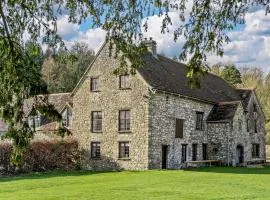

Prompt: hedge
[{"left": 0, "top": 139, "right": 80, "bottom": 175}]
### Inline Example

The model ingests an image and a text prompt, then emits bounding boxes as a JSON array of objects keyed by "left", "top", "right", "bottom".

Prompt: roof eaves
[{"left": 154, "top": 89, "right": 216, "bottom": 105}]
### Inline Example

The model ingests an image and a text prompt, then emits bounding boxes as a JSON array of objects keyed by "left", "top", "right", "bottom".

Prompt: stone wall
[
  {"left": 230, "top": 93, "right": 266, "bottom": 166},
  {"left": 148, "top": 92, "right": 213, "bottom": 169},
  {"left": 207, "top": 122, "right": 231, "bottom": 165},
  {"left": 72, "top": 44, "right": 150, "bottom": 170}
]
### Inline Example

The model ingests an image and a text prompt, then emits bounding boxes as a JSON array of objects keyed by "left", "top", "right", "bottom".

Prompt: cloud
[
  {"left": 55, "top": 15, "right": 106, "bottom": 52},
  {"left": 56, "top": 6, "right": 270, "bottom": 73},
  {"left": 207, "top": 9, "right": 270, "bottom": 72}
]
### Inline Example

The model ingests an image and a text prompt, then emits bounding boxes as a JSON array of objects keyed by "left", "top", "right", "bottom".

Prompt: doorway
[
  {"left": 236, "top": 145, "right": 244, "bottom": 165},
  {"left": 161, "top": 145, "right": 168, "bottom": 169}
]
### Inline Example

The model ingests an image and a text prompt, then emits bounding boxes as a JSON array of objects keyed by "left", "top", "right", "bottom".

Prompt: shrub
[
  {"left": 0, "top": 139, "right": 80, "bottom": 175},
  {"left": 0, "top": 142, "right": 14, "bottom": 174}
]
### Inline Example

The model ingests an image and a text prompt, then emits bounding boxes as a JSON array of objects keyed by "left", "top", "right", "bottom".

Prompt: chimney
[{"left": 142, "top": 37, "right": 158, "bottom": 59}]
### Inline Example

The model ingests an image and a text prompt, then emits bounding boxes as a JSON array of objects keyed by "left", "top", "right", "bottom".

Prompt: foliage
[
  {"left": 220, "top": 64, "right": 242, "bottom": 86},
  {"left": 0, "top": 139, "right": 80, "bottom": 175},
  {"left": 42, "top": 42, "right": 95, "bottom": 93},
  {"left": 2, "top": 168, "right": 270, "bottom": 199},
  {"left": 239, "top": 67, "right": 270, "bottom": 141},
  {"left": 1, "top": 0, "right": 270, "bottom": 164}
]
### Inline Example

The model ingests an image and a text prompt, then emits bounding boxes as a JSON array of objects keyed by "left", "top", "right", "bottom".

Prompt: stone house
[{"left": 69, "top": 40, "right": 266, "bottom": 170}]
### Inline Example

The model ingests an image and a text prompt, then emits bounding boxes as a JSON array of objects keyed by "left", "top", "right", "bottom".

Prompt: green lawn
[{"left": 1, "top": 167, "right": 270, "bottom": 200}]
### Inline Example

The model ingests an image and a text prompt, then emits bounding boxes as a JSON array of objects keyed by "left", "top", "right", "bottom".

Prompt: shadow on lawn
[
  {"left": 185, "top": 166, "right": 270, "bottom": 175},
  {"left": 0, "top": 170, "right": 117, "bottom": 183}
]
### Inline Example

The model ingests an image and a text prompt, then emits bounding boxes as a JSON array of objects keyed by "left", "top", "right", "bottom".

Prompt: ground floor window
[
  {"left": 202, "top": 143, "right": 207, "bottom": 160},
  {"left": 252, "top": 144, "right": 260, "bottom": 158},
  {"left": 91, "top": 142, "right": 101, "bottom": 158},
  {"left": 192, "top": 144, "right": 197, "bottom": 161},
  {"left": 119, "top": 142, "right": 130, "bottom": 159},
  {"left": 181, "top": 144, "right": 187, "bottom": 162}
]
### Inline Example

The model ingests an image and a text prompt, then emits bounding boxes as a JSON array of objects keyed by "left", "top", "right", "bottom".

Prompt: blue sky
[{"left": 56, "top": 6, "right": 270, "bottom": 73}]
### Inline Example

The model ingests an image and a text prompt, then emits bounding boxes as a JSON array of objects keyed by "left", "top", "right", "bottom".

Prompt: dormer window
[
  {"left": 90, "top": 77, "right": 99, "bottom": 92},
  {"left": 253, "top": 103, "right": 257, "bottom": 113},
  {"left": 119, "top": 75, "right": 130, "bottom": 89}
]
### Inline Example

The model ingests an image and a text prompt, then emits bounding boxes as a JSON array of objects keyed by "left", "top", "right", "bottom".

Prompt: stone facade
[
  {"left": 72, "top": 44, "right": 150, "bottom": 170},
  {"left": 70, "top": 43, "right": 266, "bottom": 170}
]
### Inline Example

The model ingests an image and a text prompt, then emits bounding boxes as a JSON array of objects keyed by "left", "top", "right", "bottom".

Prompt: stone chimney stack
[{"left": 142, "top": 37, "right": 157, "bottom": 59}]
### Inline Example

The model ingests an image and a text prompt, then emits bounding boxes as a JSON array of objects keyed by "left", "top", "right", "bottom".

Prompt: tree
[
  {"left": 42, "top": 42, "right": 95, "bottom": 93},
  {"left": 220, "top": 64, "right": 242, "bottom": 86},
  {"left": 1, "top": 0, "right": 270, "bottom": 164},
  {"left": 239, "top": 68, "right": 270, "bottom": 143}
]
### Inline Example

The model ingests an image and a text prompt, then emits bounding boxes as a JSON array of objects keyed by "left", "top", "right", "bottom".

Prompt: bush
[{"left": 0, "top": 139, "right": 80, "bottom": 175}]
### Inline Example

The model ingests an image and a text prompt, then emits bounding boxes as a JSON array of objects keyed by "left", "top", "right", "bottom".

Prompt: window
[
  {"left": 91, "top": 142, "right": 101, "bottom": 158},
  {"left": 175, "top": 119, "right": 184, "bottom": 138},
  {"left": 254, "top": 119, "right": 258, "bottom": 133},
  {"left": 119, "top": 75, "right": 130, "bottom": 89},
  {"left": 196, "top": 112, "right": 204, "bottom": 130},
  {"left": 238, "top": 119, "right": 242, "bottom": 131},
  {"left": 91, "top": 111, "right": 102, "bottom": 132},
  {"left": 119, "top": 110, "right": 131, "bottom": 132},
  {"left": 119, "top": 142, "right": 130, "bottom": 159},
  {"left": 90, "top": 77, "right": 99, "bottom": 91},
  {"left": 247, "top": 118, "right": 250, "bottom": 132},
  {"left": 28, "top": 115, "right": 41, "bottom": 130},
  {"left": 181, "top": 144, "right": 187, "bottom": 162},
  {"left": 253, "top": 103, "right": 257, "bottom": 113},
  {"left": 62, "top": 108, "right": 72, "bottom": 128},
  {"left": 192, "top": 144, "right": 198, "bottom": 161},
  {"left": 202, "top": 143, "right": 208, "bottom": 160},
  {"left": 252, "top": 144, "right": 260, "bottom": 158}
]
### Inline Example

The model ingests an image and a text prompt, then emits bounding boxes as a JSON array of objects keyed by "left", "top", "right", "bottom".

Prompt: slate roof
[
  {"left": 138, "top": 54, "right": 242, "bottom": 103},
  {"left": 36, "top": 121, "right": 59, "bottom": 132},
  {"left": 207, "top": 102, "right": 240, "bottom": 123},
  {"left": 23, "top": 93, "right": 71, "bottom": 115},
  {"left": 236, "top": 89, "right": 252, "bottom": 110}
]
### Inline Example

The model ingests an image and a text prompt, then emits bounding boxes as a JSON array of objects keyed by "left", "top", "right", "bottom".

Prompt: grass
[{"left": 1, "top": 167, "right": 270, "bottom": 200}]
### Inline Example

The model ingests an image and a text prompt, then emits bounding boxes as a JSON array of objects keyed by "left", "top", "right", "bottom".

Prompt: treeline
[
  {"left": 42, "top": 42, "right": 95, "bottom": 93},
  {"left": 211, "top": 64, "right": 270, "bottom": 142}
]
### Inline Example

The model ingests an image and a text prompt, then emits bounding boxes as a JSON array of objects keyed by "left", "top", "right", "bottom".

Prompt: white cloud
[{"left": 56, "top": 6, "right": 270, "bottom": 73}]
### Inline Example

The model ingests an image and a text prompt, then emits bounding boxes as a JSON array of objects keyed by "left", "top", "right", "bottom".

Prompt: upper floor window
[
  {"left": 28, "top": 115, "right": 41, "bottom": 130},
  {"left": 119, "top": 75, "right": 130, "bottom": 89},
  {"left": 253, "top": 103, "right": 257, "bottom": 113},
  {"left": 246, "top": 118, "right": 250, "bottom": 132},
  {"left": 119, "top": 142, "right": 130, "bottom": 159},
  {"left": 175, "top": 119, "right": 184, "bottom": 138},
  {"left": 91, "top": 111, "right": 102, "bottom": 132},
  {"left": 238, "top": 119, "right": 242, "bottom": 131},
  {"left": 252, "top": 144, "right": 260, "bottom": 158},
  {"left": 196, "top": 112, "right": 204, "bottom": 130},
  {"left": 91, "top": 142, "right": 101, "bottom": 159},
  {"left": 62, "top": 108, "right": 72, "bottom": 128},
  {"left": 119, "top": 110, "right": 131, "bottom": 132},
  {"left": 254, "top": 119, "right": 258, "bottom": 133},
  {"left": 90, "top": 77, "right": 99, "bottom": 91}
]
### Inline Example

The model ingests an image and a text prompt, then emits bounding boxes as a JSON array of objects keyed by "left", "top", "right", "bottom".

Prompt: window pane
[
  {"left": 119, "top": 142, "right": 130, "bottom": 158},
  {"left": 92, "top": 111, "right": 102, "bottom": 132},
  {"left": 91, "top": 142, "right": 101, "bottom": 158},
  {"left": 196, "top": 112, "right": 203, "bottom": 130},
  {"left": 91, "top": 78, "right": 99, "bottom": 91},
  {"left": 120, "top": 75, "right": 130, "bottom": 89},
  {"left": 119, "top": 110, "right": 131, "bottom": 131},
  {"left": 181, "top": 144, "right": 187, "bottom": 162}
]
